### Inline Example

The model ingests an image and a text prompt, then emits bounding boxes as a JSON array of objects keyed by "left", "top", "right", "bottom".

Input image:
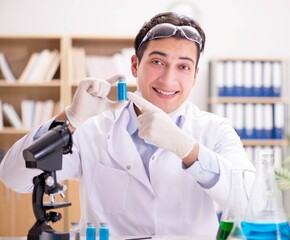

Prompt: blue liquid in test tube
[{"left": 117, "top": 80, "right": 127, "bottom": 101}]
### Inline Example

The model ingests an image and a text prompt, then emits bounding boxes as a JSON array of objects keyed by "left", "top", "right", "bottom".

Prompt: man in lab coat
[{"left": 0, "top": 12, "right": 255, "bottom": 237}]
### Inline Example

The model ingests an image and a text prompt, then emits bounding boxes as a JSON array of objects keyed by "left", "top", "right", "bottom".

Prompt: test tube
[{"left": 117, "top": 79, "right": 127, "bottom": 101}]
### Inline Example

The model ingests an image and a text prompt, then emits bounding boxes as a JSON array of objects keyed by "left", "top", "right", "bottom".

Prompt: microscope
[{"left": 23, "top": 121, "right": 73, "bottom": 240}]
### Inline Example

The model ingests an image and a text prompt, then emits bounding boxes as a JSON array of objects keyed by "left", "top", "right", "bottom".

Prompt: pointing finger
[{"left": 127, "top": 92, "right": 160, "bottom": 113}]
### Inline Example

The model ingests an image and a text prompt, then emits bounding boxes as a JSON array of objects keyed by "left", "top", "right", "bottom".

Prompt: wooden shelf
[
  {"left": 242, "top": 139, "right": 288, "bottom": 146},
  {"left": 0, "top": 80, "right": 61, "bottom": 87},
  {"left": 208, "top": 97, "right": 288, "bottom": 104},
  {"left": 0, "top": 127, "right": 28, "bottom": 134}
]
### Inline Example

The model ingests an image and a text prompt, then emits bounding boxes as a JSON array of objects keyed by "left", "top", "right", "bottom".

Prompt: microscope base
[{"left": 27, "top": 221, "right": 69, "bottom": 240}]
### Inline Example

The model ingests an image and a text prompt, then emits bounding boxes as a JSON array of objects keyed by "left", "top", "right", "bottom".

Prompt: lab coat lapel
[{"left": 107, "top": 109, "right": 154, "bottom": 194}]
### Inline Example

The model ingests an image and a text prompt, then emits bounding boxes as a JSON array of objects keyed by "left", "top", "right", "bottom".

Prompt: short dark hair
[{"left": 134, "top": 12, "right": 206, "bottom": 66}]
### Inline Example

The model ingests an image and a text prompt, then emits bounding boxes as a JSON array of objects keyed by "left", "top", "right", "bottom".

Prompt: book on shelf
[
  {"left": 71, "top": 47, "right": 86, "bottom": 83},
  {"left": 0, "top": 52, "right": 16, "bottom": 82},
  {"left": 72, "top": 47, "right": 136, "bottom": 85},
  {"left": 2, "top": 103, "right": 22, "bottom": 129},
  {"left": 21, "top": 99, "right": 55, "bottom": 129},
  {"left": 21, "top": 100, "right": 35, "bottom": 129},
  {"left": 0, "top": 100, "right": 3, "bottom": 129},
  {"left": 18, "top": 52, "right": 39, "bottom": 83},
  {"left": 19, "top": 49, "right": 60, "bottom": 83},
  {"left": 43, "top": 50, "right": 60, "bottom": 82}
]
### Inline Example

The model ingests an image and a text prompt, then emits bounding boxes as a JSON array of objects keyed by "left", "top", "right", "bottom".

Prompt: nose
[{"left": 158, "top": 66, "right": 178, "bottom": 87}]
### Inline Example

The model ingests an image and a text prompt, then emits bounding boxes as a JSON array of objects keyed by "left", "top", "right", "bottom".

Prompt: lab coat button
[
  {"left": 126, "top": 165, "right": 131, "bottom": 170},
  {"left": 107, "top": 135, "right": 110, "bottom": 140},
  {"left": 152, "top": 156, "right": 155, "bottom": 160}
]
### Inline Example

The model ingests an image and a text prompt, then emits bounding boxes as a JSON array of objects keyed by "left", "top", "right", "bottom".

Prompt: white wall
[{"left": 0, "top": 0, "right": 290, "bottom": 110}]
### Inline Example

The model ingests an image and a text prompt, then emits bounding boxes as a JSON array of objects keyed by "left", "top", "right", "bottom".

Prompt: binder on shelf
[
  {"left": 234, "top": 61, "right": 244, "bottom": 96},
  {"left": 247, "top": 146, "right": 283, "bottom": 168},
  {"left": 244, "top": 104, "right": 254, "bottom": 139},
  {"left": 211, "top": 61, "right": 225, "bottom": 97},
  {"left": 273, "top": 146, "right": 282, "bottom": 169},
  {"left": 245, "top": 146, "right": 255, "bottom": 163},
  {"left": 253, "top": 61, "right": 263, "bottom": 97},
  {"left": 254, "top": 104, "right": 263, "bottom": 139},
  {"left": 0, "top": 52, "right": 16, "bottom": 82},
  {"left": 262, "top": 61, "right": 272, "bottom": 97},
  {"left": 225, "top": 103, "right": 235, "bottom": 128},
  {"left": 224, "top": 61, "right": 234, "bottom": 96},
  {"left": 273, "top": 103, "right": 284, "bottom": 139},
  {"left": 244, "top": 61, "right": 253, "bottom": 96},
  {"left": 234, "top": 103, "right": 244, "bottom": 138},
  {"left": 272, "top": 62, "right": 282, "bottom": 97},
  {"left": 264, "top": 104, "right": 273, "bottom": 139},
  {"left": 211, "top": 103, "right": 225, "bottom": 117}
]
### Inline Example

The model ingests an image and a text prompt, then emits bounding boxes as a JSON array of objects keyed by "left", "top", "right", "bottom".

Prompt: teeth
[{"left": 156, "top": 88, "right": 176, "bottom": 95}]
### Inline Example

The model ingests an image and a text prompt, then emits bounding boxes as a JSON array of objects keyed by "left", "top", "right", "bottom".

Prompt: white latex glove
[
  {"left": 127, "top": 92, "right": 197, "bottom": 159},
  {"left": 66, "top": 75, "right": 126, "bottom": 128}
]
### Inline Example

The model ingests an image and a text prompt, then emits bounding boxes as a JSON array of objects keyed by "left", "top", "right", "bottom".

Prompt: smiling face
[{"left": 131, "top": 37, "right": 199, "bottom": 114}]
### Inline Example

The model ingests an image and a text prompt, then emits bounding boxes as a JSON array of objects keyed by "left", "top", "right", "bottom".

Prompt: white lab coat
[{"left": 0, "top": 100, "right": 256, "bottom": 237}]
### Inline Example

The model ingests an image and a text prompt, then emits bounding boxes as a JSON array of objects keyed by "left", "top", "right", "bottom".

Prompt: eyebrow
[{"left": 148, "top": 50, "right": 195, "bottom": 64}]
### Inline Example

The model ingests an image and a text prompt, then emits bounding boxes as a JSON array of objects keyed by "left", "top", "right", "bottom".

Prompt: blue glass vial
[
  {"left": 86, "top": 222, "right": 96, "bottom": 240},
  {"left": 117, "top": 80, "right": 127, "bottom": 101},
  {"left": 99, "top": 222, "right": 109, "bottom": 240}
]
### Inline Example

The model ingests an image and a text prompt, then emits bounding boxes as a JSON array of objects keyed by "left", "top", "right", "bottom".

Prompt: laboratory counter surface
[{"left": 0, "top": 236, "right": 214, "bottom": 240}]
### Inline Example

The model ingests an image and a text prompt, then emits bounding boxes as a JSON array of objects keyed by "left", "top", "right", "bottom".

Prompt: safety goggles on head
[{"left": 137, "top": 23, "right": 203, "bottom": 53}]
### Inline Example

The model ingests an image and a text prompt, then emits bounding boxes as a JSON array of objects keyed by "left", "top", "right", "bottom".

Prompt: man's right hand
[{"left": 65, "top": 75, "right": 126, "bottom": 128}]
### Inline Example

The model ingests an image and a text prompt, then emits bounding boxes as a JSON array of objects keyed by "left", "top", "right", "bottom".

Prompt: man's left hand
[{"left": 127, "top": 92, "right": 197, "bottom": 159}]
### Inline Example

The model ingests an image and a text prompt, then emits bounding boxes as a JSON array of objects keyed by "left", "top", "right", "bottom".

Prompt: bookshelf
[
  {"left": 208, "top": 58, "right": 289, "bottom": 165},
  {"left": 0, "top": 36, "right": 65, "bottom": 153},
  {"left": 0, "top": 35, "right": 66, "bottom": 236},
  {"left": 0, "top": 35, "right": 138, "bottom": 236}
]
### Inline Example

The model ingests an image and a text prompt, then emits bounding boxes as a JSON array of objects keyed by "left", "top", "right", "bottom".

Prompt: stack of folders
[
  {"left": 212, "top": 61, "right": 282, "bottom": 97},
  {"left": 212, "top": 103, "right": 284, "bottom": 140}
]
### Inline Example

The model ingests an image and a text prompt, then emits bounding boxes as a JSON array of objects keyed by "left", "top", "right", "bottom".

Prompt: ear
[{"left": 131, "top": 55, "right": 138, "bottom": 77}]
